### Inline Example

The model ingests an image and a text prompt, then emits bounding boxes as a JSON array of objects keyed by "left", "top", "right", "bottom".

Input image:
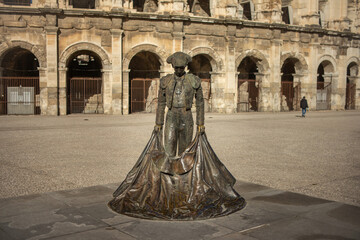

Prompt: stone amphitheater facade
[{"left": 0, "top": 0, "right": 359, "bottom": 115}]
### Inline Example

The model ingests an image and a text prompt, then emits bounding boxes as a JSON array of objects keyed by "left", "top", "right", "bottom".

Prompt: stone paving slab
[{"left": 0, "top": 181, "right": 359, "bottom": 240}]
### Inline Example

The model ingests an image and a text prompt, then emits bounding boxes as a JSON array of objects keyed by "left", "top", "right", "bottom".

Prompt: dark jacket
[
  {"left": 300, "top": 98, "right": 308, "bottom": 109},
  {"left": 156, "top": 73, "right": 204, "bottom": 126}
]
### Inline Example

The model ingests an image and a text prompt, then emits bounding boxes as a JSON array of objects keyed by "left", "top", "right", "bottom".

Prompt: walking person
[{"left": 300, "top": 96, "right": 308, "bottom": 117}]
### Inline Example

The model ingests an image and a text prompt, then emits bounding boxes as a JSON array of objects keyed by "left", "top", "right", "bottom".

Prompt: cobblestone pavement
[{"left": 0, "top": 110, "right": 359, "bottom": 207}]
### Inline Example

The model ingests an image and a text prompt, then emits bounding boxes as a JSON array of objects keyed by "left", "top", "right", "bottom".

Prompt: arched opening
[
  {"left": 281, "top": 58, "right": 301, "bottom": 111},
  {"left": 237, "top": 56, "right": 259, "bottom": 112},
  {"left": 66, "top": 51, "right": 102, "bottom": 114},
  {"left": 316, "top": 60, "right": 333, "bottom": 110},
  {"left": 133, "top": 0, "right": 158, "bottom": 12},
  {"left": 129, "top": 51, "right": 160, "bottom": 113},
  {"left": 188, "top": 0, "right": 211, "bottom": 16},
  {"left": 346, "top": 62, "right": 357, "bottom": 110},
  {"left": 0, "top": 47, "right": 40, "bottom": 115},
  {"left": 188, "top": 54, "right": 212, "bottom": 112}
]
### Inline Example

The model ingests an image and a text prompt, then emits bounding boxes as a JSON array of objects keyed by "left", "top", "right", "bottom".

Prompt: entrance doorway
[
  {"left": 67, "top": 52, "right": 102, "bottom": 114},
  {"left": 0, "top": 47, "right": 40, "bottom": 115},
  {"left": 129, "top": 51, "right": 160, "bottom": 113},
  {"left": 237, "top": 57, "right": 259, "bottom": 112},
  {"left": 188, "top": 54, "right": 212, "bottom": 112},
  {"left": 281, "top": 58, "right": 301, "bottom": 111},
  {"left": 316, "top": 61, "right": 332, "bottom": 110}
]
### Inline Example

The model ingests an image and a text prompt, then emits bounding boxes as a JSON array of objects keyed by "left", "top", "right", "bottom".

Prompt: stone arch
[
  {"left": 235, "top": 49, "right": 270, "bottom": 73},
  {"left": 59, "top": 42, "right": 111, "bottom": 69},
  {"left": 187, "top": 47, "right": 223, "bottom": 72},
  {"left": 280, "top": 52, "right": 308, "bottom": 73},
  {"left": 318, "top": 55, "right": 337, "bottom": 73},
  {"left": 0, "top": 40, "right": 46, "bottom": 68},
  {"left": 123, "top": 44, "right": 166, "bottom": 71},
  {"left": 346, "top": 56, "right": 360, "bottom": 77}
]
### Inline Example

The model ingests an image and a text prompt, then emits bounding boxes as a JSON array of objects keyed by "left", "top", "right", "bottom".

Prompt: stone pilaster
[
  {"left": 172, "top": 21, "right": 184, "bottom": 52},
  {"left": 122, "top": 69, "right": 130, "bottom": 115},
  {"left": 102, "top": 67, "right": 112, "bottom": 114},
  {"left": 224, "top": 25, "right": 237, "bottom": 114},
  {"left": 38, "top": 67, "right": 48, "bottom": 115},
  {"left": 45, "top": 0, "right": 58, "bottom": 8},
  {"left": 300, "top": 0, "right": 320, "bottom": 26},
  {"left": 158, "top": 0, "right": 173, "bottom": 13},
  {"left": 255, "top": 0, "right": 282, "bottom": 23},
  {"left": 44, "top": 26, "right": 59, "bottom": 115},
  {"left": 347, "top": 76, "right": 360, "bottom": 110},
  {"left": 111, "top": 29, "right": 124, "bottom": 115},
  {"left": 209, "top": 72, "right": 223, "bottom": 113},
  {"left": 255, "top": 73, "right": 268, "bottom": 112},
  {"left": 323, "top": 74, "right": 333, "bottom": 110},
  {"left": 270, "top": 39, "right": 282, "bottom": 112},
  {"left": 58, "top": 67, "right": 67, "bottom": 115}
]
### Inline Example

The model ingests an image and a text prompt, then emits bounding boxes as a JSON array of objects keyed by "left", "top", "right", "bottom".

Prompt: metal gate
[
  {"left": 130, "top": 78, "right": 153, "bottom": 113},
  {"left": 0, "top": 77, "right": 40, "bottom": 115},
  {"left": 281, "top": 81, "right": 300, "bottom": 111},
  {"left": 238, "top": 79, "right": 258, "bottom": 112},
  {"left": 345, "top": 83, "right": 356, "bottom": 110},
  {"left": 69, "top": 77, "right": 102, "bottom": 114},
  {"left": 316, "top": 82, "right": 331, "bottom": 110}
]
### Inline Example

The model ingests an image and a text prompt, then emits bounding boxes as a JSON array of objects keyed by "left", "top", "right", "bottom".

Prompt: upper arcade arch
[
  {"left": 0, "top": 41, "right": 46, "bottom": 69},
  {"left": 59, "top": 42, "right": 111, "bottom": 69},
  {"left": 188, "top": 47, "right": 223, "bottom": 73},
  {"left": 235, "top": 49, "right": 270, "bottom": 73},
  {"left": 280, "top": 52, "right": 308, "bottom": 74},
  {"left": 123, "top": 44, "right": 166, "bottom": 71},
  {"left": 318, "top": 55, "right": 337, "bottom": 73}
]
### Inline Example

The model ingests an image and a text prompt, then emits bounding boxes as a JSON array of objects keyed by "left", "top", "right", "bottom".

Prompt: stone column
[
  {"left": 323, "top": 74, "right": 333, "bottom": 110},
  {"left": 111, "top": 29, "right": 123, "bottom": 114},
  {"left": 122, "top": 69, "right": 130, "bottom": 115},
  {"left": 44, "top": 26, "right": 59, "bottom": 115},
  {"left": 348, "top": 76, "right": 360, "bottom": 109},
  {"left": 102, "top": 68, "right": 112, "bottom": 114},
  {"left": 58, "top": 67, "right": 67, "bottom": 115}
]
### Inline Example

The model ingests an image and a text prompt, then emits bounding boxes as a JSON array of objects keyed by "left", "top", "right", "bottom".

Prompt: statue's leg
[
  {"left": 178, "top": 110, "right": 194, "bottom": 155},
  {"left": 164, "top": 110, "right": 178, "bottom": 157}
]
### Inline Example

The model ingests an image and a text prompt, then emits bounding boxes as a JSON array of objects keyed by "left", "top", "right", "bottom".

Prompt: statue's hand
[
  {"left": 154, "top": 124, "right": 163, "bottom": 132},
  {"left": 197, "top": 125, "right": 205, "bottom": 134}
]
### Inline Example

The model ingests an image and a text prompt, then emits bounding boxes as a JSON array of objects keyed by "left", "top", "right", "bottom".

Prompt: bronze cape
[{"left": 108, "top": 130, "right": 246, "bottom": 220}]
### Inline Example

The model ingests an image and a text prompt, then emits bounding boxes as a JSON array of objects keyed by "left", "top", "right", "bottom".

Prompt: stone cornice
[{"left": 0, "top": 7, "right": 359, "bottom": 39}]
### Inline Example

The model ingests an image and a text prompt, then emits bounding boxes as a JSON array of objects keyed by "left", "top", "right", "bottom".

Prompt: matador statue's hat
[{"left": 166, "top": 52, "right": 192, "bottom": 67}]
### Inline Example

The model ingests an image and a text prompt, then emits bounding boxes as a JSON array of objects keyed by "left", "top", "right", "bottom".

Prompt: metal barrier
[
  {"left": 69, "top": 77, "right": 102, "bottom": 114},
  {"left": 0, "top": 77, "right": 40, "bottom": 115}
]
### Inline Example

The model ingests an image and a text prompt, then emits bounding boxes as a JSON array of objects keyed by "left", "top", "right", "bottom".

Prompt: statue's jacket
[{"left": 155, "top": 73, "right": 204, "bottom": 126}]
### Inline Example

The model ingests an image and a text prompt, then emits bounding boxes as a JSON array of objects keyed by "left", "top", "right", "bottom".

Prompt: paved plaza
[{"left": 0, "top": 110, "right": 359, "bottom": 239}]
